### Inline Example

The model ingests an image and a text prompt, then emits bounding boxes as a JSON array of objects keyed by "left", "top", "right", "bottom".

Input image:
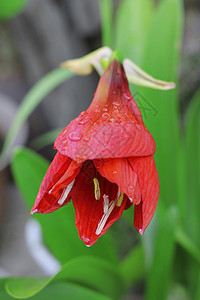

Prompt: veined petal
[
  {"left": 30, "top": 152, "right": 81, "bottom": 214},
  {"left": 128, "top": 155, "right": 159, "bottom": 234},
  {"left": 94, "top": 158, "right": 141, "bottom": 205},
  {"left": 70, "top": 161, "right": 128, "bottom": 246},
  {"left": 55, "top": 59, "right": 155, "bottom": 162}
]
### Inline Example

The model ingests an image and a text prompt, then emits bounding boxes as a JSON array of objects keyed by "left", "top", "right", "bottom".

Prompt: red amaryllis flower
[{"left": 31, "top": 58, "right": 159, "bottom": 246}]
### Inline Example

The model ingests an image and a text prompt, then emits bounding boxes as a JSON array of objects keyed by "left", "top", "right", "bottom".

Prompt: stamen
[
  {"left": 93, "top": 178, "right": 100, "bottom": 200},
  {"left": 103, "top": 194, "right": 109, "bottom": 214},
  {"left": 95, "top": 201, "right": 116, "bottom": 235},
  {"left": 58, "top": 179, "right": 75, "bottom": 205},
  {"left": 116, "top": 186, "right": 121, "bottom": 199},
  {"left": 116, "top": 192, "right": 124, "bottom": 207}
]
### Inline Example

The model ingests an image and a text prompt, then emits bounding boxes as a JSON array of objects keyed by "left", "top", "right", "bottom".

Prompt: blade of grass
[{"left": 0, "top": 68, "right": 73, "bottom": 167}]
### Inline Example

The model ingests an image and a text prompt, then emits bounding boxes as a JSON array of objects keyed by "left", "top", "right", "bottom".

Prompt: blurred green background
[{"left": 0, "top": 0, "right": 200, "bottom": 299}]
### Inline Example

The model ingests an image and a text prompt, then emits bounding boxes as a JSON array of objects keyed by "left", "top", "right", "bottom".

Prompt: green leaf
[
  {"left": 1, "top": 68, "right": 73, "bottom": 166},
  {"left": 195, "top": 273, "right": 200, "bottom": 300},
  {"left": 115, "top": 0, "right": 154, "bottom": 64},
  {"left": 145, "top": 206, "right": 177, "bottom": 300},
  {"left": 99, "top": 0, "right": 113, "bottom": 48},
  {"left": 6, "top": 257, "right": 124, "bottom": 299},
  {"left": 184, "top": 89, "right": 200, "bottom": 247},
  {"left": 11, "top": 147, "right": 118, "bottom": 264},
  {"left": 138, "top": 0, "right": 183, "bottom": 205},
  {"left": 6, "top": 278, "right": 49, "bottom": 299},
  {"left": 184, "top": 89, "right": 200, "bottom": 295},
  {"left": 175, "top": 228, "right": 200, "bottom": 266},
  {"left": 120, "top": 244, "right": 145, "bottom": 288},
  {"left": 0, "top": 0, "right": 27, "bottom": 20},
  {"left": 0, "top": 279, "right": 14, "bottom": 300},
  {"left": 55, "top": 256, "right": 125, "bottom": 299},
  {"left": 7, "top": 281, "right": 112, "bottom": 300}
]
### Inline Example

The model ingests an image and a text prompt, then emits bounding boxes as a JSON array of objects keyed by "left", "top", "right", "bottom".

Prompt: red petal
[
  {"left": 71, "top": 161, "right": 128, "bottom": 246},
  {"left": 55, "top": 60, "right": 155, "bottom": 162},
  {"left": 31, "top": 152, "right": 81, "bottom": 214},
  {"left": 128, "top": 156, "right": 159, "bottom": 234},
  {"left": 94, "top": 158, "right": 141, "bottom": 205}
]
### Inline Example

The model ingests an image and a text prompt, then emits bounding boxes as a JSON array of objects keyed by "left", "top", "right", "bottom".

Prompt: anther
[
  {"left": 116, "top": 192, "right": 124, "bottom": 207},
  {"left": 95, "top": 201, "right": 115, "bottom": 236},
  {"left": 103, "top": 194, "right": 109, "bottom": 214},
  {"left": 58, "top": 179, "right": 75, "bottom": 205},
  {"left": 93, "top": 178, "right": 100, "bottom": 200}
]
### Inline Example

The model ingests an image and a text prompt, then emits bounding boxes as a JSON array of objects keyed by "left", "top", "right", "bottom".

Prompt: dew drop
[
  {"left": 102, "top": 113, "right": 110, "bottom": 118},
  {"left": 80, "top": 111, "right": 88, "bottom": 116},
  {"left": 113, "top": 171, "right": 117, "bottom": 174},
  {"left": 124, "top": 93, "right": 132, "bottom": 101},
  {"left": 103, "top": 107, "right": 108, "bottom": 112},
  {"left": 68, "top": 131, "right": 82, "bottom": 142},
  {"left": 76, "top": 119, "right": 87, "bottom": 125},
  {"left": 113, "top": 102, "right": 120, "bottom": 107},
  {"left": 81, "top": 235, "right": 90, "bottom": 243},
  {"left": 83, "top": 136, "right": 90, "bottom": 142}
]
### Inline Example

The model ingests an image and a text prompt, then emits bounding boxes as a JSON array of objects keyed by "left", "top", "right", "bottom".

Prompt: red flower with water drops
[{"left": 31, "top": 57, "right": 159, "bottom": 246}]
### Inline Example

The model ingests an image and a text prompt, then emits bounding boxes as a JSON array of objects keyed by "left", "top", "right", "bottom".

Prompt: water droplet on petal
[
  {"left": 81, "top": 235, "right": 90, "bottom": 243},
  {"left": 76, "top": 118, "right": 87, "bottom": 125},
  {"left": 102, "top": 113, "right": 110, "bottom": 119},
  {"left": 113, "top": 171, "right": 117, "bottom": 174},
  {"left": 139, "top": 229, "right": 144, "bottom": 235},
  {"left": 124, "top": 93, "right": 132, "bottom": 101},
  {"left": 68, "top": 131, "right": 82, "bottom": 142},
  {"left": 83, "top": 136, "right": 90, "bottom": 142},
  {"left": 80, "top": 111, "right": 88, "bottom": 117},
  {"left": 113, "top": 102, "right": 120, "bottom": 107},
  {"left": 103, "top": 107, "right": 108, "bottom": 112}
]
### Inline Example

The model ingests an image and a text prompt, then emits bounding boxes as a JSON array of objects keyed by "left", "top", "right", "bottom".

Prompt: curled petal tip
[
  {"left": 139, "top": 228, "right": 144, "bottom": 235},
  {"left": 30, "top": 208, "right": 38, "bottom": 215}
]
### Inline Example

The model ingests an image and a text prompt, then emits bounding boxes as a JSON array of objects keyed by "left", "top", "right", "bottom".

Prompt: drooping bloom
[{"left": 31, "top": 57, "right": 159, "bottom": 246}]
